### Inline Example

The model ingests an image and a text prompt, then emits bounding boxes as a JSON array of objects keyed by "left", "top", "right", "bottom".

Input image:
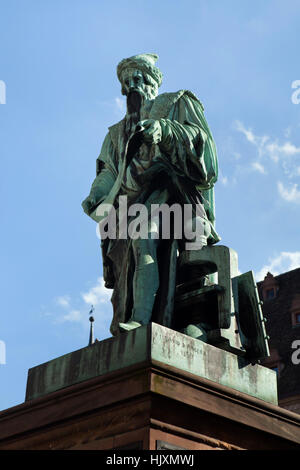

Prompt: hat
[{"left": 117, "top": 53, "right": 163, "bottom": 87}]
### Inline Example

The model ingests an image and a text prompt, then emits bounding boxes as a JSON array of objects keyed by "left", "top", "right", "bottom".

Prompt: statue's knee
[{"left": 132, "top": 237, "right": 158, "bottom": 261}]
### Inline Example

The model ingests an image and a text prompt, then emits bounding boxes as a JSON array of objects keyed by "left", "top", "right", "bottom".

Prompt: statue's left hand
[{"left": 137, "top": 119, "right": 162, "bottom": 145}]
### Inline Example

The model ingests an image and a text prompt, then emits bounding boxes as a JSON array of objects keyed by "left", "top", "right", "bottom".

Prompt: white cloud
[
  {"left": 234, "top": 120, "right": 255, "bottom": 143},
  {"left": 81, "top": 276, "right": 111, "bottom": 306},
  {"left": 220, "top": 175, "right": 228, "bottom": 185},
  {"left": 234, "top": 120, "right": 300, "bottom": 162},
  {"left": 98, "top": 97, "right": 126, "bottom": 118},
  {"left": 52, "top": 277, "right": 111, "bottom": 325},
  {"left": 56, "top": 295, "right": 71, "bottom": 308},
  {"left": 234, "top": 120, "right": 300, "bottom": 182},
  {"left": 59, "top": 309, "right": 82, "bottom": 323},
  {"left": 284, "top": 127, "right": 291, "bottom": 138},
  {"left": 43, "top": 312, "right": 53, "bottom": 317},
  {"left": 115, "top": 97, "right": 125, "bottom": 113},
  {"left": 265, "top": 141, "right": 300, "bottom": 160},
  {"left": 252, "top": 161, "right": 266, "bottom": 174},
  {"left": 234, "top": 120, "right": 269, "bottom": 157},
  {"left": 277, "top": 181, "right": 300, "bottom": 203},
  {"left": 255, "top": 251, "right": 300, "bottom": 281}
]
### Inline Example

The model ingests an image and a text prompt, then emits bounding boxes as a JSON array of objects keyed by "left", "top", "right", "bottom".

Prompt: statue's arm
[
  {"left": 157, "top": 94, "right": 218, "bottom": 187},
  {"left": 82, "top": 134, "right": 117, "bottom": 216}
]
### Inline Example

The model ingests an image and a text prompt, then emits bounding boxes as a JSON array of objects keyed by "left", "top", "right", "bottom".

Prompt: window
[
  {"left": 269, "top": 363, "right": 282, "bottom": 378},
  {"left": 263, "top": 348, "right": 282, "bottom": 377},
  {"left": 266, "top": 288, "right": 275, "bottom": 299},
  {"left": 292, "top": 311, "right": 300, "bottom": 327},
  {"left": 261, "top": 272, "right": 278, "bottom": 301}
]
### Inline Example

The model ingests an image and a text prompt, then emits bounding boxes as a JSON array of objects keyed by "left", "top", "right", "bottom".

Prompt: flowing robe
[{"left": 86, "top": 90, "right": 220, "bottom": 335}]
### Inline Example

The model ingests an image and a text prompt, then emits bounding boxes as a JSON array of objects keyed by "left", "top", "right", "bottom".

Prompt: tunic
[{"left": 86, "top": 90, "right": 220, "bottom": 335}]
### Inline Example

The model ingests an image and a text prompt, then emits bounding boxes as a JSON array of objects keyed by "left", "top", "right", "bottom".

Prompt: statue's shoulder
[
  {"left": 108, "top": 117, "right": 125, "bottom": 136},
  {"left": 150, "top": 90, "right": 204, "bottom": 118},
  {"left": 180, "top": 90, "right": 204, "bottom": 110}
]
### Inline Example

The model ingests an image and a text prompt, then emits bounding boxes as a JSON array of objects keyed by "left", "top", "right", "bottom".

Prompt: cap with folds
[{"left": 117, "top": 53, "right": 163, "bottom": 87}]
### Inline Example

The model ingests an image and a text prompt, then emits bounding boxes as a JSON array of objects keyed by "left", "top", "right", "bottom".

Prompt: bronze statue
[
  {"left": 82, "top": 53, "right": 270, "bottom": 365},
  {"left": 82, "top": 53, "right": 220, "bottom": 335}
]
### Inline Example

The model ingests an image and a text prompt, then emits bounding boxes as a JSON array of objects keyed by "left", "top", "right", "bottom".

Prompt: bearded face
[{"left": 121, "top": 68, "right": 158, "bottom": 102}]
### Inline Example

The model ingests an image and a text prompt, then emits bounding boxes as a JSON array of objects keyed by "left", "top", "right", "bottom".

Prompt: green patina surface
[
  {"left": 26, "top": 327, "right": 148, "bottom": 401},
  {"left": 82, "top": 53, "right": 220, "bottom": 337},
  {"left": 80, "top": 53, "right": 271, "bottom": 367},
  {"left": 26, "top": 323, "right": 277, "bottom": 405},
  {"left": 151, "top": 324, "right": 276, "bottom": 403}
]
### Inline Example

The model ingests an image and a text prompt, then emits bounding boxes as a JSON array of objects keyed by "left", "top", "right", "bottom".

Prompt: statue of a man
[{"left": 82, "top": 53, "right": 220, "bottom": 335}]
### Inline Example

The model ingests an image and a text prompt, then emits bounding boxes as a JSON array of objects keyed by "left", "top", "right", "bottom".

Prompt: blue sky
[{"left": 0, "top": 0, "right": 300, "bottom": 410}]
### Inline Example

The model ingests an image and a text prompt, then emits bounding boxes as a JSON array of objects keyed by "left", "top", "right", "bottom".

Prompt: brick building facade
[{"left": 258, "top": 268, "right": 300, "bottom": 414}]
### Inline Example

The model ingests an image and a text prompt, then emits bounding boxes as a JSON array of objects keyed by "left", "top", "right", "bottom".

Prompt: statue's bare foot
[{"left": 119, "top": 321, "right": 142, "bottom": 331}]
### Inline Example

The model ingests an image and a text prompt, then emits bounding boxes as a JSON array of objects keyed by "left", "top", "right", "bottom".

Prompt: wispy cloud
[
  {"left": 255, "top": 251, "right": 300, "bottom": 281},
  {"left": 252, "top": 161, "right": 266, "bottom": 174},
  {"left": 234, "top": 120, "right": 300, "bottom": 199},
  {"left": 219, "top": 174, "right": 228, "bottom": 185},
  {"left": 56, "top": 295, "right": 71, "bottom": 308},
  {"left": 234, "top": 120, "right": 269, "bottom": 158},
  {"left": 277, "top": 181, "right": 300, "bottom": 204},
  {"left": 265, "top": 141, "right": 300, "bottom": 160},
  {"left": 114, "top": 97, "right": 125, "bottom": 113},
  {"left": 234, "top": 120, "right": 300, "bottom": 165},
  {"left": 98, "top": 97, "right": 126, "bottom": 119},
  {"left": 53, "top": 277, "right": 112, "bottom": 328},
  {"left": 81, "top": 277, "right": 111, "bottom": 305},
  {"left": 56, "top": 309, "right": 82, "bottom": 323}
]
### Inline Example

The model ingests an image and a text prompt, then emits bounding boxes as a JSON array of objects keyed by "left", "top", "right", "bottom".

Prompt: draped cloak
[{"left": 87, "top": 90, "right": 220, "bottom": 335}]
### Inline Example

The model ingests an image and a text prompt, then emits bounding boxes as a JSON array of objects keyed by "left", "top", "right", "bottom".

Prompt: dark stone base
[{"left": 0, "top": 325, "right": 299, "bottom": 450}]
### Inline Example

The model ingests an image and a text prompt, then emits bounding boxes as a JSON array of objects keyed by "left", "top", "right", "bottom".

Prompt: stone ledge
[{"left": 25, "top": 323, "right": 277, "bottom": 405}]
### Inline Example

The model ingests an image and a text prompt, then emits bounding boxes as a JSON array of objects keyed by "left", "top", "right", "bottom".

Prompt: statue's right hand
[
  {"left": 82, "top": 195, "right": 96, "bottom": 215},
  {"left": 136, "top": 119, "right": 162, "bottom": 145}
]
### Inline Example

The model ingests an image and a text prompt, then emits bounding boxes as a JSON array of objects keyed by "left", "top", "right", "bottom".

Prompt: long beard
[
  {"left": 125, "top": 91, "right": 144, "bottom": 136},
  {"left": 127, "top": 90, "right": 143, "bottom": 114}
]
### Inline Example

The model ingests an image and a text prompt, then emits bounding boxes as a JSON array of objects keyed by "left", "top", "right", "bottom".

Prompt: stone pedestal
[{"left": 0, "top": 323, "right": 299, "bottom": 450}]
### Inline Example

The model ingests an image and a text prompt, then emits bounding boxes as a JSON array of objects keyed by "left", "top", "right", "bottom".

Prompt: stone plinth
[
  {"left": 0, "top": 323, "right": 299, "bottom": 450},
  {"left": 25, "top": 323, "right": 277, "bottom": 404}
]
